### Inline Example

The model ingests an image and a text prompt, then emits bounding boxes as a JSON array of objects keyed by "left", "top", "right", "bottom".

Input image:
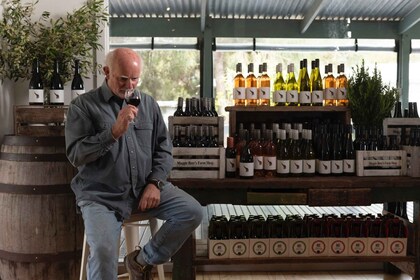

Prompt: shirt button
[
  {"left": 132, "top": 166, "right": 136, "bottom": 169},
  {"left": 130, "top": 150, "right": 134, "bottom": 154}
]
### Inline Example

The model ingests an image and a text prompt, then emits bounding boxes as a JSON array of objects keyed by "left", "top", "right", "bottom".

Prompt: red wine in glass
[{"left": 125, "top": 89, "right": 140, "bottom": 107}]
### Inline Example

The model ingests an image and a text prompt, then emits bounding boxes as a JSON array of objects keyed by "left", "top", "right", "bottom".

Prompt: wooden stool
[{"left": 79, "top": 217, "right": 165, "bottom": 280}]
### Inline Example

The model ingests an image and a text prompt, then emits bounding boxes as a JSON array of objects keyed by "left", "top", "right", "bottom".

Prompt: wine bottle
[
  {"left": 174, "top": 97, "right": 184, "bottom": 116},
  {"left": 263, "top": 129, "right": 277, "bottom": 177},
  {"left": 286, "top": 63, "right": 299, "bottom": 106},
  {"left": 323, "top": 64, "right": 336, "bottom": 106},
  {"left": 331, "top": 124, "right": 344, "bottom": 175},
  {"left": 276, "top": 129, "right": 290, "bottom": 177},
  {"left": 49, "top": 59, "right": 64, "bottom": 105},
  {"left": 245, "top": 63, "right": 258, "bottom": 106},
  {"left": 309, "top": 60, "right": 315, "bottom": 92},
  {"left": 273, "top": 63, "right": 286, "bottom": 106},
  {"left": 393, "top": 101, "right": 403, "bottom": 118},
  {"left": 317, "top": 125, "right": 331, "bottom": 175},
  {"left": 290, "top": 129, "right": 303, "bottom": 176},
  {"left": 184, "top": 98, "right": 192, "bottom": 116},
  {"left": 225, "top": 136, "right": 237, "bottom": 178},
  {"left": 343, "top": 124, "right": 355, "bottom": 175},
  {"left": 172, "top": 125, "right": 182, "bottom": 147},
  {"left": 183, "top": 126, "right": 195, "bottom": 147},
  {"left": 210, "top": 98, "right": 218, "bottom": 116},
  {"left": 259, "top": 62, "right": 270, "bottom": 106},
  {"left": 303, "top": 129, "right": 316, "bottom": 176},
  {"left": 239, "top": 130, "right": 254, "bottom": 179},
  {"left": 71, "top": 59, "right": 85, "bottom": 100},
  {"left": 208, "top": 126, "right": 219, "bottom": 147},
  {"left": 311, "top": 59, "right": 323, "bottom": 106},
  {"left": 299, "top": 59, "right": 311, "bottom": 106},
  {"left": 233, "top": 63, "right": 246, "bottom": 106},
  {"left": 335, "top": 64, "right": 348, "bottom": 106},
  {"left": 28, "top": 58, "right": 44, "bottom": 105},
  {"left": 250, "top": 129, "right": 264, "bottom": 177}
]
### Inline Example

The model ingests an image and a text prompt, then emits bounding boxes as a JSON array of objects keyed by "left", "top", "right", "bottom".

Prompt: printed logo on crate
[
  {"left": 270, "top": 240, "right": 288, "bottom": 257},
  {"left": 212, "top": 242, "right": 228, "bottom": 257},
  {"left": 349, "top": 239, "right": 366, "bottom": 255},
  {"left": 310, "top": 239, "right": 327, "bottom": 255}
]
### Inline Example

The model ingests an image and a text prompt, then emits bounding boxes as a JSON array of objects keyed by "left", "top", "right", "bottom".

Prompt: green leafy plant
[
  {"left": 0, "top": 0, "right": 108, "bottom": 83},
  {"left": 347, "top": 60, "right": 399, "bottom": 127}
]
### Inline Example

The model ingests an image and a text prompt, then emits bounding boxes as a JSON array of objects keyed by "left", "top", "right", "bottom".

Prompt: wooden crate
[
  {"left": 14, "top": 105, "right": 68, "bottom": 137},
  {"left": 170, "top": 147, "right": 225, "bottom": 179},
  {"left": 383, "top": 118, "right": 420, "bottom": 138},
  {"left": 168, "top": 116, "right": 224, "bottom": 146},
  {"left": 402, "top": 145, "right": 420, "bottom": 177},
  {"left": 356, "top": 150, "right": 407, "bottom": 176}
]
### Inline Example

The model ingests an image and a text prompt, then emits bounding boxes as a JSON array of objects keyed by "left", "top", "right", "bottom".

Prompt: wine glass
[{"left": 124, "top": 89, "right": 140, "bottom": 123}]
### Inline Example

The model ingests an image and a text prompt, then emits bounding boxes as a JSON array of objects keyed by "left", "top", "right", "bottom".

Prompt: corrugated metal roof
[{"left": 109, "top": 0, "right": 420, "bottom": 22}]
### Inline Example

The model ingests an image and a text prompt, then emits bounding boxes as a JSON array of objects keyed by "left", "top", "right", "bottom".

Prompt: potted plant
[
  {"left": 347, "top": 60, "right": 399, "bottom": 128},
  {"left": 0, "top": 0, "right": 108, "bottom": 84}
]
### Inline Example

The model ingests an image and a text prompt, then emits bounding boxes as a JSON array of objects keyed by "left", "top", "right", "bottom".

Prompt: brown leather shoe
[{"left": 124, "top": 248, "right": 152, "bottom": 280}]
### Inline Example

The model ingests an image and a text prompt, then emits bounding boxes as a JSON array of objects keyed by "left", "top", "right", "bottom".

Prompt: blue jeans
[{"left": 79, "top": 183, "right": 203, "bottom": 280}]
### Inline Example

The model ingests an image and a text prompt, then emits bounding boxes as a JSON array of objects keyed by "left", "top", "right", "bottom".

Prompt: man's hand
[
  {"left": 111, "top": 106, "right": 138, "bottom": 139},
  {"left": 138, "top": 184, "right": 161, "bottom": 211}
]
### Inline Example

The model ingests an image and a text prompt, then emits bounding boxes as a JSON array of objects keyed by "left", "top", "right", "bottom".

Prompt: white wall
[{"left": 0, "top": 0, "right": 108, "bottom": 143}]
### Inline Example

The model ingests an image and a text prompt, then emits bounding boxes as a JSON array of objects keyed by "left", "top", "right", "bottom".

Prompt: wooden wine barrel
[{"left": 0, "top": 135, "right": 83, "bottom": 280}]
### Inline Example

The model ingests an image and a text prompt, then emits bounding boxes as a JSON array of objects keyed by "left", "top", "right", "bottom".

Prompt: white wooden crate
[
  {"left": 170, "top": 147, "right": 225, "bottom": 179},
  {"left": 402, "top": 145, "right": 420, "bottom": 177},
  {"left": 383, "top": 118, "right": 420, "bottom": 138},
  {"left": 356, "top": 150, "right": 407, "bottom": 176}
]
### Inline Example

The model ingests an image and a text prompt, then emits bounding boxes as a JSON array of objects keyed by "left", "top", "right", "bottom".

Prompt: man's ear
[{"left": 103, "top": 66, "right": 110, "bottom": 78}]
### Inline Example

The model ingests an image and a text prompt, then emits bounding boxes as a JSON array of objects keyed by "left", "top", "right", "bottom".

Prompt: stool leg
[
  {"left": 79, "top": 233, "right": 89, "bottom": 280},
  {"left": 124, "top": 223, "right": 141, "bottom": 253},
  {"left": 148, "top": 218, "right": 165, "bottom": 280}
]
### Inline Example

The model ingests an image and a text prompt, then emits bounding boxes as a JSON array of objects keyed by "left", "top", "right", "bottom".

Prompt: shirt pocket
[{"left": 133, "top": 120, "right": 154, "bottom": 148}]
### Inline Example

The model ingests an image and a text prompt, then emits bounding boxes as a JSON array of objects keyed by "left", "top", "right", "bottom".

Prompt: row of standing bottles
[
  {"left": 172, "top": 125, "right": 219, "bottom": 148},
  {"left": 392, "top": 101, "right": 419, "bottom": 118},
  {"left": 173, "top": 97, "right": 218, "bottom": 117},
  {"left": 209, "top": 213, "right": 407, "bottom": 240},
  {"left": 232, "top": 59, "right": 348, "bottom": 107},
  {"left": 28, "top": 58, "right": 85, "bottom": 105},
  {"left": 225, "top": 122, "right": 356, "bottom": 178}
]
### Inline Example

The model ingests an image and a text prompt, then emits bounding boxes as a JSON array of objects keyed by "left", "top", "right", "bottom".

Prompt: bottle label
[
  {"left": 317, "top": 160, "right": 331, "bottom": 174},
  {"left": 71, "top": 89, "right": 85, "bottom": 100},
  {"left": 324, "top": 88, "right": 337, "bottom": 100},
  {"left": 290, "top": 159, "right": 303, "bottom": 174},
  {"left": 273, "top": 90, "right": 287, "bottom": 103},
  {"left": 254, "top": 156, "right": 264, "bottom": 170},
  {"left": 299, "top": 91, "right": 311, "bottom": 105},
  {"left": 286, "top": 90, "right": 298, "bottom": 103},
  {"left": 331, "top": 160, "right": 344, "bottom": 174},
  {"left": 263, "top": 156, "right": 276, "bottom": 171},
  {"left": 50, "top": 89, "right": 64, "bottom": 104},
  {"left": 337, "top": 87, "right": 347, "bottom": 100},
  {"left": 259, "top": 87, "right": 270, "bottom": 99},
  {"left": 29, "top": 89, "right": 44, "bottom": 104},
  {"left": 303, "top": 159, "right": 316, "bottom": 174},
  {"left": 343, "top": 159, "right": 355, "bottom": 173},
  {"left": 246, "top": 87, "right": 258, "bottom": 100},
  {"left": 311, "top": 90, "right": 323, "bottom": 104},
  {"left": 233, "top": 87, "right": 245, "bottom": 100},
  {"left": 226, "top": 158, "right": 237, "bottom": 172},
  {"left": 239, "top": 162, "right": 254, "bottom": 177},
  {"left": 277, "top": 159, "right": 290, "bottom": 174}
]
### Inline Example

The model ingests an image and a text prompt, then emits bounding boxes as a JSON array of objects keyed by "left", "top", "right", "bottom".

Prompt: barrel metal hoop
[
  {"left": 0, "top": 249, "right": 82, "bottom": 263},
  {"left": 2, "top": 135, "right": 65, "bottom": 146},
  {"left": 0, "top": 183, "right": 73, "bottom": 194},
  {"left": 0, "top": 152, "right": 68, "bottom": 162}
]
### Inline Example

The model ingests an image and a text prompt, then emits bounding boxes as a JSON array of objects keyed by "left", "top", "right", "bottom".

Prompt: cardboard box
[{"left": 269, "top": 239, "right": 289, "bottom": 258}]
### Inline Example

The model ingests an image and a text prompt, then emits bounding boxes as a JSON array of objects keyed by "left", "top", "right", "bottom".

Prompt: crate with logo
[{"left": 356, "top": 150, "right": 407, "bottom": 176}]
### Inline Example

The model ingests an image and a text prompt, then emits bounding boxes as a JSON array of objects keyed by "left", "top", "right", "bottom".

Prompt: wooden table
[{"left": 171, "top": 176, "right": 420, "bottom": 280}]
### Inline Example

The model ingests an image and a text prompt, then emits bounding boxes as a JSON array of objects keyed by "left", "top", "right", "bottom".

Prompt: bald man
[{"left": 65, "top": 48, "right": 202, "bottom": 280}]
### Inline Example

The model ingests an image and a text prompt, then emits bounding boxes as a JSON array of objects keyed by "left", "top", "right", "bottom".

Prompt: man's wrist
[{"left": 147, "top": 178, "right": 164, "bottom": 191}]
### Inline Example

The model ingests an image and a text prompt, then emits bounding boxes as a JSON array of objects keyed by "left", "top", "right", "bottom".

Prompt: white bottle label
[
  {"left": 277, "top": 159, "right": 290, "bottom": 174},
  {"left": 343, "top": 159, "right": 355, "bottom": 173},
  {"left": 71, "top": 89, "right": 85, "bottom": 100},
  {"left": 239, "top": 162, "right": 254, "bottom": 177},
  {"left": 226, "top": 158, "right": 236, "bottom": 172},
  {"left": 299, "top": 91, "right": 311, "bottom": 104},
  {"left": 303, "top": 159, "right": 316, "bottom": 174},
  {"left": 29, "top": 89, "right": 44, "bottom": 104},
  {"left": 254, "top": 156, "right": 264, "bottom": 170},
  {"left": 273, "top": 90, "right": 287, "bottom": 103},
  {"left": 259, "top": 87, "right": 270, "bottom": 99},
  {"left": 311, "top": 90, "right": 323, "bottom": 104},
  {"left": 246, "top": 87, "right": 258, "bottom": 100},
  {"left": 50, "top": 89, "right": 64, "bottom": 104},
  {"left": 331, "top": 160, "right": 344, "bottom": 174},
  {"left": 324, "top": 88, "right": 337, "bottom": 100},
  {"left": 233, "top": 87, "right": 245, "bottom": 100},
  {"left": 286, "top": 90, "right": 298, "bottom": 103},
  {"left": 264, "top": 156, "right": 276, "bottom": 171},
  {"left": 290, "top": 159, "right": 303, "bottom": 174},
  {"left": 317, "top": 160, "right": 331, "bottom": 174},
  {"left": 337, "top": 87, "right": 347, "bottom": 100}
]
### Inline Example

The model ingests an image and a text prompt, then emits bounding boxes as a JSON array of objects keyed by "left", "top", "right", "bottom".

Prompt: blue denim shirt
[{"left": 65, "top": 80, "right": 173, "bottom": 219}]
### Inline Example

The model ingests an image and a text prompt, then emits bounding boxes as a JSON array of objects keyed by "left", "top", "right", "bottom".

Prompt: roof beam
[
  {"left": 301, "top": 0, "right": 325, "bottom": 34},
  {"left": 399, "top": 2, "right": 420, "bottom": 34}
]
